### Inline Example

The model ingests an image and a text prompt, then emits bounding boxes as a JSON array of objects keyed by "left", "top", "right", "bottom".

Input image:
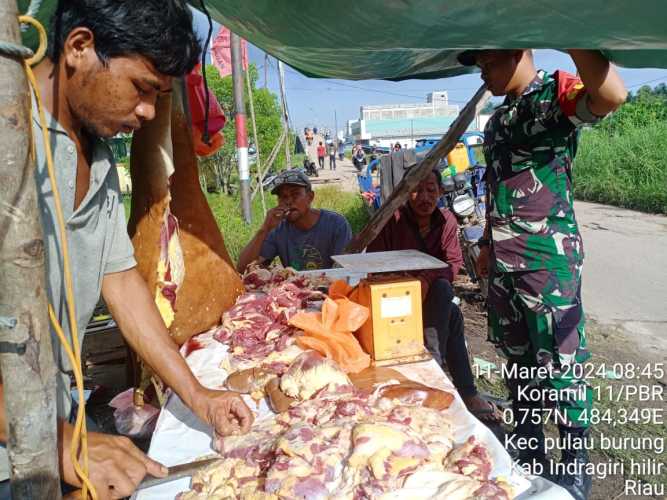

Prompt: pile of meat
[
  {"left": 177, "top": 382, "right": 513, "bottom": 500},
  {"left": 179, "top": 265, "right": 514, "bottom": 499},
  {"left": 213, "top": 264, "right": 327, "bottom": 374}
]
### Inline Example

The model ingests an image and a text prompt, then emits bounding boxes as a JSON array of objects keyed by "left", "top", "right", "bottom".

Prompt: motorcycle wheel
[{"left": 460, "top": 235, "right": 488, "bottom": 300}]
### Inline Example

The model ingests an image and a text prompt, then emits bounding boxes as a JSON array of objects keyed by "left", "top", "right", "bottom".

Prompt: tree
[
  {"left": 599, "top": 83, "right": 667, "bottom": 135},
  {"left": 202, "top": 64, "right": 287, "bottom": 193}
]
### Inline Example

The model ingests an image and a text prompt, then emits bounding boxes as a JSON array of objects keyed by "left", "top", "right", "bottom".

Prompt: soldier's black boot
[{"left": 553, "top": 426, "right": 592, "bottom": 500}]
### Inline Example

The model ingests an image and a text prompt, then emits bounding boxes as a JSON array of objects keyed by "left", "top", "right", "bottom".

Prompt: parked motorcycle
[
  {"left": 441, "top": 170, "right": 488, "bottom": 297},
  {"left": 302, "top": 158, "right": 319, "bottom": 177}
]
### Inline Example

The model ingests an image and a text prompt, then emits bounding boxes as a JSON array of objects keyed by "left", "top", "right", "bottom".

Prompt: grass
[{"left": 573, "top": 115, "right": 667, "bottom": 215}]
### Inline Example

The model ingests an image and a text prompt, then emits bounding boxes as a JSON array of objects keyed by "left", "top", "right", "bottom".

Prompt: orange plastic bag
[
  {"left": 329, "top": 279, "right": 353, "bottom": 299},
  {"left": 290, "top": 297, "right": 370, "bottom": 373}
]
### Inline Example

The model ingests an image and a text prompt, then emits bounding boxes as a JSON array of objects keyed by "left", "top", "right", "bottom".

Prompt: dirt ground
[
  {"left": 454, "top": 276, "right": 667, "bottom": 500},
  {"left": 304, "top": 134, "right": 362, "bottom": 193}
]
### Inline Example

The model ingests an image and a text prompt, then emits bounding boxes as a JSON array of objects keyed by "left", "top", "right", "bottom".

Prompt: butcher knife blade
[{"left": 136, "top": 457, "right": 219, "bottom": 490}]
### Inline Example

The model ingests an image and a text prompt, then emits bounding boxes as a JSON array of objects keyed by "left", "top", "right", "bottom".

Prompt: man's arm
[
  {"left": 439, "top": 211, "right": 464, "bottom": 281},
  {"left": 237, "top": 206, "right": 284, "bottom": 273},
  {"left": 0, "top": 383, "right": 167, "bottom": 497},
  {"left": 237, "top": 226, "right": 271, "bottom": 274},
  {"left": 102, "top": 268, "right": 253, "bottom": 438},
  {"left": 568, "top": 50, "right": 627, "bottom": 116}
]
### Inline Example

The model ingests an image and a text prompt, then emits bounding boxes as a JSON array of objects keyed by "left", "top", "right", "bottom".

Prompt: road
[
  {"left": 577, "top": 201, "right": 667, "bottom": 360},
  {"left": 303, "top": 134, "right": 360, "bottom": 192}
]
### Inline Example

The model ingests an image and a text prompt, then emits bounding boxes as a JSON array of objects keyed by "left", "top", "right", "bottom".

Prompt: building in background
[{"left": 348, "top": 91, "right": 489, "bottom": 148}]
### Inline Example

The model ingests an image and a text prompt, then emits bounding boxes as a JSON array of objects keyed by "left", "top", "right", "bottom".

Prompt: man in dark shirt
[{"left": 367, "top": 169, "right": 499, "bottom": 422}]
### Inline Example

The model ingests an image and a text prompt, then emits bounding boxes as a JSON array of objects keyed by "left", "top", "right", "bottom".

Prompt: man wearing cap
[
  {"left": 457, "top": 49, "right": 626, "bottom": 499},
  {"left": 237, "top": 169, "right": 352, "bottom": 272}
]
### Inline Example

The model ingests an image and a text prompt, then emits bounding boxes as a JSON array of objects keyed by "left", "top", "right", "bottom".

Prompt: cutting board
[
  {"left": 349, "top": 366, "right": 455, "bottom": 410},
  {"left": 348, "top": 366, "right": 412, "bottom": 391}
]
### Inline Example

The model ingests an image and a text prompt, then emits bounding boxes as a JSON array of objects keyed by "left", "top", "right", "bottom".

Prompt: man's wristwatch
[{"left": 478, "top": 237, "right": 490, "bottom": 248}]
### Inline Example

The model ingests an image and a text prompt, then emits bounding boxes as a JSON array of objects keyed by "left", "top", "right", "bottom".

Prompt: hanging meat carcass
[{"left": 128, "top": 86, "right": 243, "bottom": 346}]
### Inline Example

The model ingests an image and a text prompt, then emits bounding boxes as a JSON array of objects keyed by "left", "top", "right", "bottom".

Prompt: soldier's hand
[{"left": 477, "top": 245, "right": 490, "bottom": 278}]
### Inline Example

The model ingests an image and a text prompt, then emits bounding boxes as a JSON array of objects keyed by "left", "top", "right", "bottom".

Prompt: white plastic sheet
[{"left": 134, "top": 329, "right": 570, "bottom": 499}]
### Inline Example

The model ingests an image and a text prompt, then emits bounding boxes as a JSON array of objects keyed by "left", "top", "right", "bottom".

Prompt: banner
[{"left": 211, "top": 25, "right": 248, "bottom": 78}]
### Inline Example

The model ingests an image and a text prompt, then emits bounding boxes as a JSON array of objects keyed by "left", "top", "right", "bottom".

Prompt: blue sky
[{"left": 192, "top": 9, "right": 667, "bottom": 135}]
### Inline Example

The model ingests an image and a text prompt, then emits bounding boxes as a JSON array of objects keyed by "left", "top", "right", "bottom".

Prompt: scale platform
[{"left": 332, "top": 249, "right": 448, "bottom": 274}]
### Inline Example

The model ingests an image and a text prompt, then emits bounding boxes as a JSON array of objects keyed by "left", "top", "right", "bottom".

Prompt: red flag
[
  {"left": 186, "top": 64, "right": 226, "bottom": 157},
  {"left": 211, "top": 26, "right": 248, "bottom": 78}
]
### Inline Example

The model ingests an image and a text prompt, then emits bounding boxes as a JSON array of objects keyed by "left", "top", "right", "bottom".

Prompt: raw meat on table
[
  {"left": 213, "top": 265, "right": 328, "bottom": 373},
  {"left": 177, "top": 382, "right": 512, "bottom": 500}
]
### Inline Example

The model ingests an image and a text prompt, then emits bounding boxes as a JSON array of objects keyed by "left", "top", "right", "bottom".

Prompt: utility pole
[
  {"left": 245, "top": 69, "right": 266, "bottom": 215},
  {"left": 264, "top": 53, "right": 268, "bottom": 90},
  {"left": 230, "top": 32, "right": 251, "bottom": 223},
  {"left": 0, "top": 1, "right": 61, "bottom": 497},
  {"left": 277, "top": 60, "right": 291, "bottom": 167},
  {"left": 334, "top": 110, "right": 338, "bottom": 143},
  {"left": 410, "top": 119, "right": 414, "bottom": 148}
]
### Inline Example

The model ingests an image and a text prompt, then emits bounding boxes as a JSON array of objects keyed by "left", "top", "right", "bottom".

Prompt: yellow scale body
[{"left": 355, "top": 276, "right": 431, "bottom": 366}]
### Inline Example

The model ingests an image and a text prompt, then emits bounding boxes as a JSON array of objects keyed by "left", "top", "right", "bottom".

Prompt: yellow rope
[{"left": 19, "top": 15, "right": 97, "bottom": 500}]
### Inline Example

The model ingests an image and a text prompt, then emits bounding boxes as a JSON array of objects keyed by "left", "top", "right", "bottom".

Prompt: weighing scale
[{"left": 331, "top": 250, "right": 448, "bottom": 367}]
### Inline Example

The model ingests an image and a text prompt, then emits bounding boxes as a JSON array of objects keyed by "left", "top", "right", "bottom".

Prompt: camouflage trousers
[{"left": 487, "top": 265, "right": 592, "bottom": 428}]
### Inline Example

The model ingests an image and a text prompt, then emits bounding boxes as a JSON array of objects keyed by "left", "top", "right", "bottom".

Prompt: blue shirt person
[{"left": 237, "top": 169, "right": 352, "bottom": 272}]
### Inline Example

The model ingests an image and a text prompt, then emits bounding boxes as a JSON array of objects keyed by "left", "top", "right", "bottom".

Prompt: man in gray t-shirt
[
  {"left": 0, "top": 2, "right": 253, "bottom": 497},
  {"left": 238, "top": 169, "right": 352, "bottom": 272}
]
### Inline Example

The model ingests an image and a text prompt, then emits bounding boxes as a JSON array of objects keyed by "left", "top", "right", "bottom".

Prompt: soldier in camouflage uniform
[{"left": 458, "top": 49, "right": 626, "bottom": 500}]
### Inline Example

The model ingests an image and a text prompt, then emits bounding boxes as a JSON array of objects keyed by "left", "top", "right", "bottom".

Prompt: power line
[
  {"left": 626, "top": 74, "right": 667, "bottom": 89},
  {"left": 283, "top": 66, "right": 473, "bottom": 103}
]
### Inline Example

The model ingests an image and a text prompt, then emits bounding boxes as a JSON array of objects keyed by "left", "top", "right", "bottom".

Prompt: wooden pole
[
  {"left": 251, "top": 129, "right": 286, "bottom": 200},
  {"left": 345, "top": 84, "right": 491, "bottom": 253},
  {"left": 230, "top": 32, "right": 252, "bottom": 223},
  {"left": 0, "top": 1, "right": 61, "bottom": 497},
  {"left": 245, "top": 67, "right": 266, "bottom": 215},
  {"left": 277, "top": 60, "right": 291, "bottom": 167}
]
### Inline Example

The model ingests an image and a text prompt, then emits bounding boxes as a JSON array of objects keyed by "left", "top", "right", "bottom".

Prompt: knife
[{"left": 136, "top": 457, "right": 220, "bottom": 490}]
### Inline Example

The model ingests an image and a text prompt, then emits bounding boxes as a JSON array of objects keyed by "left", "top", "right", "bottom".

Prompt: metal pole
[
  {"left": 0, "top": 1, "right": 61, "bottom": 497},
  {"left": 263, "top": 53, "right": 268, "bottom": 89},
  {"left": 277, "top": 60, "right": 291, "bottom": 167},
  {"left": 230, "top": 32, "right": 251, "bottom": 223}
]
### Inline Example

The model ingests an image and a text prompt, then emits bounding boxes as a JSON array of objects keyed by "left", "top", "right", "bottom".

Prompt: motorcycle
[
  {"left": 302, "top": 159, "right": 319, "bottom": 177},
  {"left": 441, "top": 169, "right": 488, "bottom": 297},
  {"left": 352, "top": 152, "right": 367, "bottom": 172}
]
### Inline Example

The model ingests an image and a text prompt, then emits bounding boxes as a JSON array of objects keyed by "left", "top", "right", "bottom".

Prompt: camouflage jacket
[{"left": 483, "top": 70, "right": 602, "bottom": 273}]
